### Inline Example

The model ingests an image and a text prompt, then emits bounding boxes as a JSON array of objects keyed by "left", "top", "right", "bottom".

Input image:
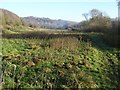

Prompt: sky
[{"left": 0, "top": 0, "right": 118, "bottom": 22}]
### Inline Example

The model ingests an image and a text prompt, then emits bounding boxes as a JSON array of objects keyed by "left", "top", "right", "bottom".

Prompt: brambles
[{"left": 2, "top": 32, "right": 119, "bottom": 89}]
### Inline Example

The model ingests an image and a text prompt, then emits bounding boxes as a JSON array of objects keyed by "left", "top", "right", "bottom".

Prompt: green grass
[{"left": 2, "top": 32, "right": 119, "bottom": 89}]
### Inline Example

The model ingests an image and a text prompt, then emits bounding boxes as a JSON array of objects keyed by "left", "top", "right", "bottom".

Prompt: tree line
[{"left": 72, "top": 8, "right": 119, "bottom": 48}]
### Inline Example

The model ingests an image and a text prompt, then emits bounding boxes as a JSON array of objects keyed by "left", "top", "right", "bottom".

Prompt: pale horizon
[{"left": 0, "top": 1, "right": 118, "bottom": 22}]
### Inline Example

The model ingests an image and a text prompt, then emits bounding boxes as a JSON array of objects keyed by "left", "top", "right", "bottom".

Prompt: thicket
[{"left": 73, "top": 9, "right": 119, "bottom": 48}]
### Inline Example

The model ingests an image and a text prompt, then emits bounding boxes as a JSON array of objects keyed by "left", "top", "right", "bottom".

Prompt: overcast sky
[{"left": 0, "top": 0, "right": 118, "bottom": 22}]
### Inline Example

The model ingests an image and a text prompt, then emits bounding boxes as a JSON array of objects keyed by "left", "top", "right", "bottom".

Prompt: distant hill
[
  {"left": 0, "top": 8, "right": 27, "bottom": 34},
  {"left": 22, "top": 16, "right": 78, "bottom": 29},
  {"left": 0, "top": 9, "right": 23, "bottom": 25},
  {"left": 0, "top": 8, "right": 78, "bottom": 34}
]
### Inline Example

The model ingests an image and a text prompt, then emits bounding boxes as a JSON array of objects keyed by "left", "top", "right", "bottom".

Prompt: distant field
[{"left": 2, "top": 31, "right": 119, "bottom": 89}]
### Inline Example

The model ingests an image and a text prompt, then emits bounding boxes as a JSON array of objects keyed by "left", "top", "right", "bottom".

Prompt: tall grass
[{"left": 50, "top": 37, "right": 80, "bottom": 50}]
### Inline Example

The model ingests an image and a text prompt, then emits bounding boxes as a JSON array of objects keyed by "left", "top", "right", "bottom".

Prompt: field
[{"left": 1, "top": 30, "right": 119, "bottom": 89}]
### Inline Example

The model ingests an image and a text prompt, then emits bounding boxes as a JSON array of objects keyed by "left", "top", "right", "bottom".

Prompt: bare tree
[
  {"left": 82, "top": 13, "right": 89, "bottom": 21},
  {"left": 89, "top": 9, "right": 102, "bottom": 18}
]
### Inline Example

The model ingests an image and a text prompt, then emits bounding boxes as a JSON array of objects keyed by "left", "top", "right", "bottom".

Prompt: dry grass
[{"left": 50, "top": 37, "right": 80, "bottom": 50}]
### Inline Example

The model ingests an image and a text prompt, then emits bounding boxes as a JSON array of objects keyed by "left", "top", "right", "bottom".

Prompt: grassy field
[{"left": 1, "top": 30, "right": 119, "bottom": 89}]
